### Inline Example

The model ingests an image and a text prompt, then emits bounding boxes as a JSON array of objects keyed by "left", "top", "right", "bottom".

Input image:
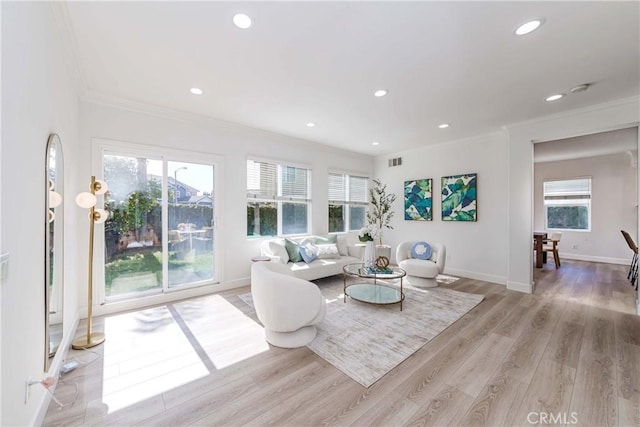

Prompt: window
[
  {"left": 544, "top": 178, "right": 591, "bottom": 231},
  {"left": 328, "top": 173, "right": 368, "bottom": 233},
  {"left": 247, "top": 159, "right": 311, "bottom": 237}
]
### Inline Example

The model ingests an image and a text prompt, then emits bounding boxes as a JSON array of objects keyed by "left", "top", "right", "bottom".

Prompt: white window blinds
[
  {"left": 328, "top": 173, "right": 346, "bottom": 202},
  {"left": 544, "top": 178, "right": 591, "bottom": 200},
  {"left": 247, "top": 159, "right": 310, "bottom": 201},
  {"left": 328, "top": 173, "right": 368, "bottom": 205},
  {"left": 349, "top": 175, "right": 368, "bottom": 204}
]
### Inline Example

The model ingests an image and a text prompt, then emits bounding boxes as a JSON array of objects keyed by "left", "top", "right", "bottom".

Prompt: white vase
[{"left": 364, "top": 241, "right": 376, "bottom": 268}]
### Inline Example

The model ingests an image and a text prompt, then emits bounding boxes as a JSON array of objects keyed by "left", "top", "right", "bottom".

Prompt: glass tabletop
[
  {"left": 345, "top": 283, "right": 403, "bottom": 305},
  {"left": 343, "top": 263, "right": 406, "bottom": 279}
]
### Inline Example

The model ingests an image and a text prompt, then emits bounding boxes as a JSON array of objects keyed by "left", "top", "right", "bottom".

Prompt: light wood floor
[{"left": 43, "top": 260, "right": 639, "bottom": 427}]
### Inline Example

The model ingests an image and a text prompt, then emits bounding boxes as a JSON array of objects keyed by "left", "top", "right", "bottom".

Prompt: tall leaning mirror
[{"left": 45, "top": 134, "right": 64, "bottom": 371}]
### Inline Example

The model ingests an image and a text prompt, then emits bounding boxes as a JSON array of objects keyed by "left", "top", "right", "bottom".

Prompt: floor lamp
[{"left": 72, "top": 176, "right": 109, "bottom": 349}]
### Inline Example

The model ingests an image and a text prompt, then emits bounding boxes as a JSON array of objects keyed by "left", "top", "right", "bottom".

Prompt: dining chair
[
  {"left": 621, "top": 230, "right": 638, "bottom": 289},
  {"left": 542, "top": 232, "right": 562, "bottom": 269}
]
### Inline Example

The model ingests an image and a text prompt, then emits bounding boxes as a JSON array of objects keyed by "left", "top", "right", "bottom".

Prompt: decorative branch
[{"left": 366, "top": 179, "right": 397, "bottom": 244}]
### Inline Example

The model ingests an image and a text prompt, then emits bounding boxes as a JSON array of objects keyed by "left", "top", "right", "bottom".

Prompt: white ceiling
[{"left": 63, "top": 1, "right": 639, "bottom": 155}]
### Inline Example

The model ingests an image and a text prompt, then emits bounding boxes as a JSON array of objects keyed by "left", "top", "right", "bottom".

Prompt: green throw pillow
[
  {"left": 285, "top": 238, "right": 303, "bottom": 263},
  {"left": 315, "top": 234, "right": 337, "bottom": 244}
]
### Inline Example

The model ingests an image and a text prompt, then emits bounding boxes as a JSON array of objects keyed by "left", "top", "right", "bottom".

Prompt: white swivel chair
[
  {"left": 396, "top": 241, "right": 446, "bottom": 288},
  {"left": 251, "top": 261, "right": 326, "bottom": 348}
]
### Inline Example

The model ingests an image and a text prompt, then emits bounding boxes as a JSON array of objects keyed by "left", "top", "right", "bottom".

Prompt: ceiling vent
[{"left": 388, "top": 157, "right": 403, "bottom": 167}]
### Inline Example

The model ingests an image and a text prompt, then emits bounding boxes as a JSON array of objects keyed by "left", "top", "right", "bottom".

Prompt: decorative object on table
[
  {"left": 363, "top": 241, "right": 376, "bottom": 268},
  {"left": 396, "top": 240, "right": 446, "bottom": 288},
  {"left": 404, "top": 178, "right": 432, "bottom": 221},
  {"left": 73, "top": 176, "right": 109, "bottom": 349},
  {"left": 363, "top": 265, "right": 394, "bottom": 275},
  {"left": 366, "top": 178, "right": 397, "bottom": 244},
  {"left": 441, "top": 173, "right": 477, "bottom": 222},
  {"left": 238, "top": 275, "right": 483, "bottom": 387},
  {"left": 376, "top": 255, "right": 390, "bottom": 269},
  {"left": 358, "top": 224, "right": 380, "bottom": 268}
]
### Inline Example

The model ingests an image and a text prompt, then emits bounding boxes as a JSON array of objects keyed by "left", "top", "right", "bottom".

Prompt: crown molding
[
  {"left": 49, "top": 1, "right": 88, "bottom": 96},
  {"left": 82, "top": 90, "right": 243, "bottom": 129},
  {"left": 505, "top": 96, "right": 640, "bottom": 131},
  {"left": 81, "top": 91, "right": 374, "bottom": 160},
  {"left": 384, "top": 128, "right": 508, "bottom": 159}
]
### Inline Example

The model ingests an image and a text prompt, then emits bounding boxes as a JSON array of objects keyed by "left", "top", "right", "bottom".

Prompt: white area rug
[{"left": 239, "top": 277, "right": 484, "bottom": 387}]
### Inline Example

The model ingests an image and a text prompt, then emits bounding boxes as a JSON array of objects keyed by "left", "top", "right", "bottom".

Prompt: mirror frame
[{"left": 45, "top": 134, "right": 64, "bottom": 371}]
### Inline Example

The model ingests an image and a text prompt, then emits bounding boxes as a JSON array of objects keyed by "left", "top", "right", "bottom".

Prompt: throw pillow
[
  {"left": 285, "top": 238, "right": 303, "bottom": 263},
  {"left": 411, "top": 241, "right": 432, "bottom": 260},
  {"left": 299, "top": 243, "right": 319, "bottom": 263},
  {"left": 268, "top": 240, "right": 289, "bottom": 264},
  {"left": 316, "top": 243, "right": 341, "bottom": 259},
  {"left": 315, "top": 234, "right": 337, "bottom": 244},
  {"left": 336, "top": 234, "right": 349, "bottom": 256}
]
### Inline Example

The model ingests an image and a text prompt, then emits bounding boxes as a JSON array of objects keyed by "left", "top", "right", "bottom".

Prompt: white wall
[
  {"left": 1, "top": 2, "right": 83, "bottom": 425},
  {"left": 374, "top": 132, "right": 509, "bottom": 285},
  {"left": 79, "top": 100, "right": 374, "bottom": 314},
  {"left": 534, "top": 150, "right": 638, "bottom": 264}
]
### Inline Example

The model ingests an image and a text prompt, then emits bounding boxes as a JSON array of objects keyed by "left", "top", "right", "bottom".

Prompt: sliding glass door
[
  {"left": 166, "top": 161, "right": 214, "bottom": 288},
  {"left": 102, "top": 150, "right": 217, "bottom": 301}
]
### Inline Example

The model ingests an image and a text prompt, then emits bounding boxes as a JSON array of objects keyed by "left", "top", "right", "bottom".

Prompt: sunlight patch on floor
[
  {"left": 173, "top": 294, "right": 269, "bottom": 369},
  {"left": 100, "top": 306, "right": 208, "bottom": 413}
]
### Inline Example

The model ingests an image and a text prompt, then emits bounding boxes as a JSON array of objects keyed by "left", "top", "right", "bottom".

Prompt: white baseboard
[
  {"left": 506, "top": 281, "right": 533, "bottom": 294},
  {"left": 220, "top": 276, "right": 251, "bottom": 290},
  {"left": 92, "top": 278, "right": 250, "bottom": 317},
  {"left": 560, "top": 253, "right": 629, "bottom": 265},
  {"left": 32, "top": 312, "right": 80, "bottom": 427},
  {"left": 443, "top": 267, "right": 507, "bottom": 286}
]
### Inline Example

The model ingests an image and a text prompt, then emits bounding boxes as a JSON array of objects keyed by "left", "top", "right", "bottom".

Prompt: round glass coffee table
[{"left": 343, "top": 263, "right": 406, "bottom": 311}]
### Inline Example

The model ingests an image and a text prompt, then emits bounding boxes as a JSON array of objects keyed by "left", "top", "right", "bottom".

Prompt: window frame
[
  {"left": 246, "top": 157, "right": 312, "bottom": 238},
  {"left": 328, "top": 170, "right": 369, "bottom": 233},
  {"left": 93, "top": 138, "right": 224, "bottom": 306},
  {"left": 543, "top": 177, "right": 592, "bottom": 232}
]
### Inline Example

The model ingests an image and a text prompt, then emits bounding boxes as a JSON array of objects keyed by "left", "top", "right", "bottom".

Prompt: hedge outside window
[
  {"left": 328, "top": 173, "right": 368, "bottom": 233},
  {"left": 544, "top": 178, "right": 591, "bottom": 231},
  {"left": 247, "top": 159, "right": 311, "bottom": 237}
]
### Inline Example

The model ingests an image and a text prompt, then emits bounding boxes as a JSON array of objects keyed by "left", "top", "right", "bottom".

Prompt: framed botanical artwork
[
  {"left": 404, "top": 179, "right": 432, "bottom": 221},
  {"left": 441, "top": 173, "right": 477, "bottom": 221}
]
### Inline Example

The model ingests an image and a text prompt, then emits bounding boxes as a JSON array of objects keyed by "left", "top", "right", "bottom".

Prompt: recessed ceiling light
[
  {"left": 233, "top": 13, "right": 252, "bottom": 29},
  {"left": 438, "top": 123, "right": 450, "bottom": 129},
  {"left": 372, "top": 141, "right": 380, "bottom": 146},
  {"left": 190, "top": 87, "right": 203, "bottom": 95},
  {"left": 545, "top": 94, "right": 563, "bottom": 102},
  {"left": 374, "top": 90, "right": 388, "bottom": 97},
  {"left": 515, "top": 19, "right": 543, "bottom": 36},
  {"left": 306, "top": 122, "right": 316, "bottom": 127}
]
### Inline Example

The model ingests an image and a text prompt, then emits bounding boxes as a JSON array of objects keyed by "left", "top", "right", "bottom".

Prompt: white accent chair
[
  {"left": 396, "top": 241, "right": 446, "bottom": 288},
  {"left": 251, "top": 261, "right": 326, "bottom": 348}
]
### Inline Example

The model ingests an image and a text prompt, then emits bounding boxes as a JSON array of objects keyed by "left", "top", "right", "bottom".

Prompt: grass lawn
[{"left": 105, "top": 247, "right": 214, "bottom": 296}]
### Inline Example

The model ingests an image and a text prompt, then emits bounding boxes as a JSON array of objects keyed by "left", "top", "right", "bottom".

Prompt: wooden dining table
[{"left": 533, "top": 231, "right": 548, "bottom": 268}]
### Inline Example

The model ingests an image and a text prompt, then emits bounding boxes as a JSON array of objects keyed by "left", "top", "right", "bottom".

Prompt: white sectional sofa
[{"left": 260, "top": 232, "right": 363, "bottom": 281}]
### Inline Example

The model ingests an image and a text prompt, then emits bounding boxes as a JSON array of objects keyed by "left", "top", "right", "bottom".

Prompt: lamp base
[{"left": 72, "top": 332, "right": 105, "bottom": 349}]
